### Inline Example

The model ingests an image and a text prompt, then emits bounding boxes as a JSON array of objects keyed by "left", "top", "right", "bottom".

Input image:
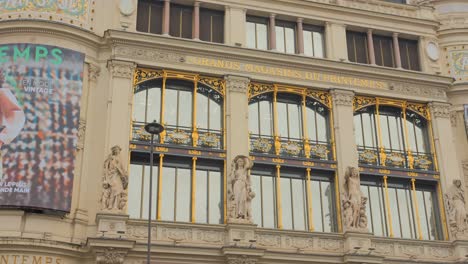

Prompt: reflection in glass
[
  {"left": 262, "top": 176, "right": 276, "bottom": 228},
  {"left": 208, "top": 171, "right": 223, "bottom": 224},
  {"left": 141, "top": 165, "right": 158, "bottom": 220},
  {"left": 322, "top": 181, "right": 333, "bottom": 232},
  {"left": 276, "top": 27, "right": 285, "bottom": 53},
  {"left": 251, "top": 175, "right": 263, "bottom": 226},
  {"left": 128, "top": 164, "right": 144, "bottom": 218},
  {"left": 257, "top": 24, "right": 268, "bottom": 50},
  {"left": 133, "top": 91, "right": 147, "bottom": 122},
  {"left": 176, "top": 168, "right": 191, "bottom": 222},
  {"left": 196, "top": 170, "right": 208, "bottom": 223},
  {"left": 292, "top": 178, "right": 307, "bottom": 231},
  {"left": 147, "top": 88, "right": 161, "bottom": 122},
  {"left": 388, "top": 188, "right": 401, "bottom": 238},
  {"left": 161, "top": 167, "right": 176, "bottom": 221},
  {"left": 246, "top": 22, "right": 256, "bottom": 49},
  {"left": 259, "top": 100, "right": 273, "bottom": 136},
  {"left": 281, "top": 178, "right": 293, "bottom": 230},
  {"left": 285, "top": 28, "right": 295, "bottom": 54},
  {"left": 312, "top": 32, "right": 324, "bottom": 58},
  {"left": 197, "top": 94, "right": 208, "bottom": 129},
  {"left": 304, "top": 30, "right": 314, "bottom": 56},
  {"left": 397, "top": 188, "right": 414, "bottom": 239},
  {"left": 179, "top": 90, "right": 192, "bottom": 127},
  {"left": 165, "top": 89, "right": 178, "bottom": 126},
  {"left": 249, "top": 103, "right": 259, "bottom": 135}
]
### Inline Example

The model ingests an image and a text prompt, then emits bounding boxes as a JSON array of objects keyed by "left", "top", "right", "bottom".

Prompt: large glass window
[
  {"left": 361, "top": 176, "right": 441, "bottom": 240},
  {"left": 170, "top": 4, "right": 193, "bottom": 39},
  {"left": 354, "top": 98, "right": 434, "bottom": 171},
  {"left": 373, "top": 35, "right": 395, "bottom": 67},
  {"left": 132, "top": 71, "right": 224, "bottom": 150},
  {"left": 250, "top": 165, "right": 335, "bottom": 232},
  {"left": 200, "top": 8, "right": 224, "bottom": 43},
  {"left": 275, "top": 20, "right": 296, "bottom": 54},
  {"left": 249, "top": 86, "right": 332, "bottom": 160},
  {"left": 347, "top": 31, "right": 369, "bottom": 64},
  {"left": 128, "top": 154, "right": 224, "bottom": 224},
  {"left": 246, "top": 16, "right": 268, "bottom": 50},
  {"left": 136, "top": 0, "right": 163, "bottom": 34},
  {"left": 303, "top": 25, "right": 324, "bottom": 58},
  {"left": 399, "top": 38, "right": 420, "bottom": 71}
]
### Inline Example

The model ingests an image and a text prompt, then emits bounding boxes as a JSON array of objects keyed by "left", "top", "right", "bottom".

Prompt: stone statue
[
  {"left": 445, "top": 179, "right": 468, "bottom": 237},
  {"left": 101, "top": 145, "right": 129, "bottom": 212},
  {"left": 227, "top": 155, "right": 254, "bottom": 223},
  {"left": 342, "top": 166, "right": 368, "bottom": 231}
]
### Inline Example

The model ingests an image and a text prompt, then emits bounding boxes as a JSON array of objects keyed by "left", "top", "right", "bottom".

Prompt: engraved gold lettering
[{"left": 32, "top": 256, "right": 42, "bottom": 264}]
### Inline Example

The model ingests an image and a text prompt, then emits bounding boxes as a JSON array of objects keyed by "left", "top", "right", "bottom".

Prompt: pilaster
[
  {"left": 224, "top": 6, "right": 246, "bottom": 47},
  {"left": 105, "top": 60, "right": 136, "bottom": 164},
  {"left": 325, "top": 23, "right": 348, "bottom": 61},
  {"left": 343, "top": 232, "right": 384, "bottom": 264}
]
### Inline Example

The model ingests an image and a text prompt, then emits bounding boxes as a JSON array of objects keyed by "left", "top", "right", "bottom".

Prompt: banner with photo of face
[{"left": 0, "top": 43, "right": 84, "bottom": 212}]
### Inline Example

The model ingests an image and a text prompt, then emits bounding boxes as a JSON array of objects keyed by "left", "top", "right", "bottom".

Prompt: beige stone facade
[{"left": 0, "top": 0, "right": 468, "bottom": 263}]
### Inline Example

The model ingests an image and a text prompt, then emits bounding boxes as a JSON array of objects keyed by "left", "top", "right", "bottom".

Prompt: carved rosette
[
  {"left": 226, "top": 76, "right": 250, "bottom": 94},
  {"left": 429, "top": 102, "right": 451, "bottom": 119},
  {"left": 96, "top": 249, "right": 125, "bottom": 264},
  {"left": 331, "top": 89, "right": 354, "bottom": 107},
  {"left": 108, "top": 60, "right": 136, "bottom": 79}
]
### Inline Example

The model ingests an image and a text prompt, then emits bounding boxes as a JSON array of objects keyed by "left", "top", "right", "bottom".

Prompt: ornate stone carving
[
  {"left": 255, "top": 234, "right": 281, "bottom": 247},
  {"left": 463, "top": 161, "right": 468, "bottom": 190},
  {"left": 342, "top": 167, "right": 368, "bottom": 232},
  {"left": 389, "top": 82, "right": 446, "bottom": 100},
  {"left": 227, "top": 155, "right": 255, "bottom": 223},
  {"left": 331, "top": 90, "right": 354, "bottom": 106},
  {"left": 429, "top": 102, "right": 451, "bottom": 119},
  {"left": 160, "top": 227, "right": 193, "bottom": 242},
  {"left": 226, "top": 255, "right": 256, "bottom": 264},
  {"left": 445, "top": 179, "right": 468, "bottom": 237},
  {"left": 450, "top": 111, "right": 458, "bottom": 127},
  {"left": 226, "top": 76, "right": 250, "bottom": 94},
  {"left": 126, "top": 225, "right": 156, "bottom": 241},
  {"left": 77, "top": 119, "right": 86, "bottom": 151},
  {"left": 114, "top": 46, "right": 186, "bottom": 64},
  {"left": 100, "top": 146, "right": 129, "bottom": 213},
  {"left": 88, "top": 63, "right": 101, "bottom": 83},
  {"left": 318, "top": 238, "right": 342, "bottom": 251},
  {"left": 96, "top": 249, "right": 125, "bottom": 264},
  {"left": 108, "top": 60, "right": 135, "bottom": 79}
]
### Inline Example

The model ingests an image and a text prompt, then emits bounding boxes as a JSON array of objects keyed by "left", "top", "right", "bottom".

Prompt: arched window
[
  {"left": 132, "top": 70, "right": 225, "bottom": 149},
  {"left": 354, "top": 97, "right": 435, "bottom": 171},
  {"left": 248, "top": 83, "right": 333, "bottom": 160}
]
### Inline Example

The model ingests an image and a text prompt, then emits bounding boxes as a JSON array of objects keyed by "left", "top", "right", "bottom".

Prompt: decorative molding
[
  {"left": 389, "top": 82, "right": 446, "bottom": 99},
  {"left": 88, "top": 63, "right": 101, "bottom": 83},
  {"left": 114, "top": 46, "right": 186, "bottom": 64},
  {"left": 225, "top": 76, "right": 250, "bottom": 94},
  {"left": 429, "top": 102, "right": 451, "bottom": 119},
  {"left": 77, "top": 119, "right": 86, "bottom": 151},
  {"left": 331, "top": 89, "right": 354, "bottom": 107},
  {"left": 450, "top": 111, "right": 458, "bottom": 127},
  {"left": 226, "top": 255, "right": 257, "bottom": 264},
  {"left": 96, "top": 249, "right": 125, "bottom": 264},
  {"left": 107, "top": 60, "right": 136, "bottom": 79}
]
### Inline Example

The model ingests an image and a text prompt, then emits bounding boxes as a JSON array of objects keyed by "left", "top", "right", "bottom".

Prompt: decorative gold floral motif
[
  {"left": 359, "top": 149, "right": 378, "bottom": 164},
  {"left": 281, "top": 141, "right": 302, "bottom": 156},
  {"left": 134, "top": 68, "right": 163, "bottom": 85},
  {"left": 306, "top": 90, "right": 331, "bottom": 108},
  {"left": 199, "top": 132, "right": 220, "bottom": 148},
  {"left": 251, "top": 137, "right": 273, "bottom": 153},
  {"left": 414, "top": 155, "right": 433, "bottom": 170},
  {"left": 248, "top": 82, "right": 275, "bottom": 99},
  {"left": 198, "top": 76, "right": 225, "bottom": 96},
  {"left": 353, "top": 96, "right": 377, "bottom": 111},
  {"left": 407, "top": 102, "right": 430, "bottom": 120},
  {"left": 167, "top": 129, "right": 191, "bottom": 144},
  {"left": 386, "top": 152, "right": 405, "bottom": 166},
  {"left": 310, "top": 144, "right": 330, "bottom": 160}
]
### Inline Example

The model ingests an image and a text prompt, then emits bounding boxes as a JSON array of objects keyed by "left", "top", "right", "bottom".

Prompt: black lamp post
[{"left": 144, "top": 120, "right": 164, "bottom": 264}]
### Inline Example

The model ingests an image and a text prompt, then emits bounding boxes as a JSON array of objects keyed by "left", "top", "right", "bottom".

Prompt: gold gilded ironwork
[
  {"left": 248, "top": 82, "right": 275, "bottom": 99},
  {"left": 427, "top": 112, "right": 439, "bottom": 172},
  {"left": 359, "top": 149, "right": 378, "bottom": 164},
  {"left": 199, "top": 76, "right": 226, "bottom": 96},
  {"left": 133, "top": 68, "right": 163, "bottom": 86},
  {"left": 199, "top": 132, "right": 221, "bottom": 147},
  {"left": 386, "top": 152, "right": 405, "bottom": 167},
  {"left": 251, "top": 137, "right": 273, "bottom": 153},
  {"left": 310, "top": 144, "right": 330, "bottom": 160},
  {"left": 303, "top": 140, "right": 311, "bottom": 159},
  {"left": 167, "top": 129, "right": 191, "bottom": 144},
  {"left": 383, "top": 175, "right": 394, "bottom": 237},
  {"left": 157, "top": 154, "right": 164, "bottom": 220},
  {"left": 353, "top": 96, "right": 377, "bottom": 111},
  {"left": 281, "top": 141, "right": 302, "bottom": 156},
  {"left": 192, "top": 78, "right": 198, "bottom": 147},
  {"left": 191, "top": 157, "right": 197, "bottom": 223},
  {"left": 407, "top": 102, "right": 430, "bottom": 120},
  {"left": 414, "top": 155, "right": 433, "bottom": 170}
]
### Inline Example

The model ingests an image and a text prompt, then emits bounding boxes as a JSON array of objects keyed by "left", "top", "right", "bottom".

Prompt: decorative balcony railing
[
  {"left": 250, "top": 134, "right": 333, "bottom": 161},
  {"left": 358, "top": 146, "right": 435, "bottom": 171},
  {"left": 132, "top": 121, "right": 223, "bottom": 150}
]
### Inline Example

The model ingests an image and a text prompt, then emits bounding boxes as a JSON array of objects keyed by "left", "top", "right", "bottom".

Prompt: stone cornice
[{"left": 105, "top": 30, "right": 453, "bottom": 101}]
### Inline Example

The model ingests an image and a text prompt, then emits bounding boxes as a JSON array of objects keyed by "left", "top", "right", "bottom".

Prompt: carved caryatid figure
[
  {"left": 445, "top": 179, "right": 467, "bottom": 235},
  {"left": 101, "top": 145, "right": 128, "bottom": 212},
  {"left": 342, "top": 166, "right": 368, "bottom": 230},
  {"left": 227, "top": 155, "right": 254, "bottom": 223}
]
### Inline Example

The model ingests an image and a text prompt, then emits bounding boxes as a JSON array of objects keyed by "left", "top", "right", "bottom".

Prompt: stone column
[
  {"left": 224, "top": 6, "right": 246, "bottom": 46},
  {"left": 192, "top": 1, "right": 200, "bottom": 40},
  {"left": 162, "top": 0, "right": 171, "bottom": 35},
  {"left": 331, "top": 89, "right": 359, "bottom": 233},
  {"left": 105, "top": 60, "right": 136, "bottom": 169},
  {"left": 393, "top": 33, "right": 402, "bottom": 68},
  {"left": 325, "top": 22, "right": 347, "bottom": 61},
  {"left": 367, "top": 29, "right": 376, "bottom": 65},
  {"left": 296, "top": 18, "right": 304, "bottom": 55},
  {"left": 269, "top": 14, "right": 276, "bottom": 51}
]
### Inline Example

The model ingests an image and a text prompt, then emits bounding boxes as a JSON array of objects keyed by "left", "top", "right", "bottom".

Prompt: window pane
[
  {"left": 316, "top": 112, "right": 327, "bottom": 142},
  {"left": 389, "top": 116, "right": 403, "bottom": 151},
  {"left": 369, "top": 185, "right": 386, "bottom": 236},
  {"left": 354, "top": 114, "right": 363, "bottom": 146},
  {"left": 247, "top": 22, "right": 256, "bottom": 49},
  {"left": 210, "top": 100, "right": 222, "bottom": 131},
  {"left": 208, "top": 171, "right": 223, "bottom": 224},
  {"left": 259, "top": 100, "right": 273, "bottom": 136},
  {"left": 136, "top": 1, "right": 150, "bottom": 32},
  {"left": 147, "top": 87, "right": 161, "bottom": 123},
  {"left": 196, "top": 170, "right": 208, "bottom": 223},
  {"left": 165, "top": 89, "right": 178, "bottom": 126},
  {"left": 281, "top": 178, "right": 293, "bottom": 229},
  {"left": 312, "top": 32, "right": 324, "bottom": 58},
  {"left": 161, "top": 167, "right": 176, "bottom": 221},
  {"left": 197, "top": 93, "right": 209, "bottom": 129},
  {"left": 292, "top": 178, "right": 307, "bottom": 231},
  {"left": 211, "top": 12, "right": 224, "bottom": 43},
  {"left": 380, "top": 115, "right": 391, "bottom": 149},
  {"left": 249, "top": 103, "right": 259, "bottom": 134},
  {"left": 277, "top": 102, "right": 288, "bottom": 137},
  {"left": 417, "top": 190, "right": 429, "bottom": 240},
  {"left": 285, "top": 27, "right": 295, "bottom": 54},
  {"left": 321, "top": 181, "right": 333, "bottom": 232},
  {"left": 415, "top": 125, "right": 427, "bottom": 153},
  {"left": 175, "top": 168, "right": 191, "bottom": 222},
  {"left": 257, "top": 24, "right": 268, "bottom": 50},
  {"left": 262, "top": 176, "right": 276, "bottom": 228},
  {"left": 311, "top": 181, "right": 323, "bottom": 231},
  {"left": 288, "top": 103, "right": 302, "bottom": 139},
  {"left": 128, "top": 164, "right": 144, "bottom": 218},
  {"left": 133, "top": 91, "right": 147, "bottom": 123},
  {"left": 276, "top": 26, "right": 285, "bottom": 52},
  {"left": 397, "top": 188, "right": 414, "bottom": 239},
  {"left": 251, "top": 175, "right": 263, "bottom": 226},
  {"left": 388, "top": 188, "right": 401, "bottom": 238},
  {"left": 178, "top": 90, "right": 193, "bottom": 127},
  {"left": 307, "top": 107, "right": 317, "bottom": 141},
  {"left": 424, "top": 191, "right": 437, "bottom": 240},
  {"left": 149, "top": 2, "right": 163, "bottom": 34},
  {"left": 407, "top": 120, "right": 418, "bottom": 152},
  {"left": 304, "top": 30, "right": 313, "bottom": 56},
  {"left": 141, "top": 165, "right": 158, "bottom": 220}
]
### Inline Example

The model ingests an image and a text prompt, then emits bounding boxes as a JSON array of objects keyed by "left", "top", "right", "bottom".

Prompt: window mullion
[
  {"left": 273, "top": 86, "right": 280, "bottom": 155},
  {"left": 191, "top": 157, "right": 197, "bottom": 223},
  {"left": 306, "top": 168, "right": 314, "bottom": 231},
  {"left": 375, "top": 100, "right": 386, "bottom": 166},
  {"left": 402, "top": 105, "right": 414, "bottom": 169},
  {"left": 276, "top": 165, "right": 283, "bottom": 229},
  {"left": 156, "top": 155, "right": 165, "bottom": 220},
  {"left": 160, "top": 74, "right": 167, "bottom": 143},
  {"left": 411, "top": 179, "right": 423, "bottom": 240},
  {"left": 192, "top": 79, "right": 198, "bottom": 147},
  {"left": 383, "top": 175, "right": 394, "bottom": 237},
  {"left": 302, "top": 95, "right": 310, "bottom": 158}
]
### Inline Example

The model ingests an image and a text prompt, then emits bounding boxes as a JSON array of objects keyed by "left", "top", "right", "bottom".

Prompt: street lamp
[{"left": 144, "top": 120, "right": 164, "bottom": 264}]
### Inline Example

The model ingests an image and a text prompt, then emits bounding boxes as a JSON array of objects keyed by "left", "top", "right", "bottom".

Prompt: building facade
[{"left": 0, "top": 0, "right": 468, "bottom": 263}]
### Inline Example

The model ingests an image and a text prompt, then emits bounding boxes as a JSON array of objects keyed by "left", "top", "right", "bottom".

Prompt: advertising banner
[{"left": 0, "top": 43, "right": 84, "bottom": 212}]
